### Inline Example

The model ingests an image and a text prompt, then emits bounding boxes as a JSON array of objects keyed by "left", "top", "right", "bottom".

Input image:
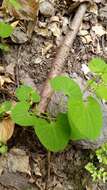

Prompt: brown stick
[
  {"left": 38, "top": 3, "right": 88, "bottom": 189},
  {"left": 38, "top": 3, "right": 88, "bottom": 114}
]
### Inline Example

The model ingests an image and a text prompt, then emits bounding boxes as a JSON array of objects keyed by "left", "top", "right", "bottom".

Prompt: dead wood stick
[
  {"left": 38, "top": 3, "right": 88, "bottom": 189},
  {"left": 38, "top": 3, "right": 88, "bottom": 114}
]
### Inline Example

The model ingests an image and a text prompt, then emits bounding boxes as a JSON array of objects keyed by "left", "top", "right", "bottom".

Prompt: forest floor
[{"left": 0, "top": 0, "right": 107, "bottom": 189}]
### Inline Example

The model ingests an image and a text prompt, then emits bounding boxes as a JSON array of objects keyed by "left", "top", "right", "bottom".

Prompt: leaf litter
[{"left": 0, "top": 0, "right": 107, "bottom": 190}]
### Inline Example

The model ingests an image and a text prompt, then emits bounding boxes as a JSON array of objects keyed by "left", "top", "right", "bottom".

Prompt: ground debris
[
  {"left": 39, "top": 0, "right": 55, "bottom": 17},
  {"left": 1, "top": 0, "right": 107, "bottom": 189},
  {"left": 7, "top": 148, "right": 31, "bottom": 175}
]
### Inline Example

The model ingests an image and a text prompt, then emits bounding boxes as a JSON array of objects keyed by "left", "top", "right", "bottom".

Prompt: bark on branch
[{"left": 38, "top": 3, "right": 88, "bottom": 114}]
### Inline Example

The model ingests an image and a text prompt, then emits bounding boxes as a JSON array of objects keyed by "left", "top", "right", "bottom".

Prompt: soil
[{"left": 0, "top": 0, "right": 107, "bottom": 189}]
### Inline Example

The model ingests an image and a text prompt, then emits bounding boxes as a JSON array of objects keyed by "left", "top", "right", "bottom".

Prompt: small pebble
[{"left": 39, "top": 1, "right": 55, "bottom": 17}]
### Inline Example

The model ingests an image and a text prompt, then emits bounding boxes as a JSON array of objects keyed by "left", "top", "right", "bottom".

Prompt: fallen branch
[
  {"left": 38, "top": 3, "right": 88, "bottom": 189},
  {"left": 38, "top": 2, "right": 88, "bottom": 114}
]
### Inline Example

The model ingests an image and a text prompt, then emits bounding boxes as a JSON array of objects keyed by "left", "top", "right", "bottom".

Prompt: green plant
[
  {"left": 0, "top": 143, "right": 8, "bottom": 154},
  {"left": 0, "top": 101, "right": 12, "bottom": 118},
  {"left": 8, "top": 0, "right": 21, "bottom": 9},
  {"left": 0, "top": 58, "right": 107, "bottom": 152},
  {"left": 0, "top": 21, "right": 14, "bottom": 51},
  {"left": 85, "top": 143, "right": 107, "bottom": 183},
  {"left": 0, "top": 0, "right": 21, "bottom": 51}
]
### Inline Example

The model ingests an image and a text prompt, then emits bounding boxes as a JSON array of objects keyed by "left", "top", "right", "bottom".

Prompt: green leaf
[
  {"left": 11, "top": 102, "right": 35, "bottom": 126},
  {"left": 51, "top": 76, "right": 82, "bottom": 98},
  {"left": 2, "top": 101, "right": 12, "bottom": 112},
  {"left": 30, "top": 90, "right": 40, "bottom": 103},
  {"left": 16, "top": 85, "right": 32, "bottom": 101},
  {"left": 16, "top": 85, "right": 40, "bottom": 103},
  {"left": 95, "top": 85, "right": 107, "bottom": 101},
  {"left": 0, "top": 22, "right": 13, "bottom": 38},
  {"left": 89, "top": 58, "right": 107, "bottom": 74},
  {"left": 0, "top": 144, "right": 8, "bottom": 154},
  {"left": 102, "top": 73, "right": 107, "bottom": 83},
  {"left": 0, "top": 43, "right": 10, "bottom": 51},
  {"left": 68, "top": 96, "right": 102, "bottom": 140},
  {"left": 96, "top": 143, "right": 107, "bottom": 164},
  {"left": 0, "top": 101, "right": 12, "bottom": 116},
  {"left": 87, "top": 79, "right": 97, "bottom": 88},
  {"left": 33, "top": 113, "right": 70, "bottom": 152},
  {"left": 9, "top": 0, "right": 21, "bottom": 9}
]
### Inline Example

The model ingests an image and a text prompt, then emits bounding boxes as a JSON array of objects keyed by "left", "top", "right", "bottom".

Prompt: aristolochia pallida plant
[{"left": 0, "top": 58, "right": 107, "bottom": 152}]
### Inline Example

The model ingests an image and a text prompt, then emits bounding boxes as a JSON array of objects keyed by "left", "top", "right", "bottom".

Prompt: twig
[
  {"left": 38, "top": 3, "right": 88, "bottom": 114},
  {"left": 37, "top": 3, "right": 88, "bottom": 190},
  {"left": 45, "top": 151, "right": 51, "bottom": 190}
]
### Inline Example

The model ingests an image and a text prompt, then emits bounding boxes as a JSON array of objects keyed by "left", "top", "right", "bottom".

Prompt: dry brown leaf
[
  {"left": 89, "top": 3, "right": 98, "bottom": 15},
  {"left": 49, "top": 23, "right": 61, "bottom": 38},
  {"left": 0, "top": 76, "right": 4, "bottom": 87},
  {"left": 93, "top": 0, "right": 102, "bottom": 3},
  {"left": 99, "top": 5, "right": 107, "bottom": 19},
  {"left": 10, "top": 20, "right": 19, "bottom": 28},
  {"left": 0, "top": 66, "right": 4, "bottom": 73},
  {"left": 34, "top": 26, "right": 50, "bottom": 37},
  {"left": 66, "top": 0, "right": 101, "bottom": 5},
  {"left": 2, "top": 0, "right": 39, "bottom": 20},
  {"left": 66, "top": 0, "right": 92, "bottom": 3},
  {"left": 92, "top": 24, "right": 107, "bottom": 36},
  {"left": 8, "top": 148, "right": 31, "bottom": 175},
  {"left": 0, "top": 118, "right": 15, "bottom": 143},
  {"left": 42, "top": 42, "right": 53, "bottom": 55},
  {"left": 11, "top": 27, "right": 28, "bottom": 43},
  {"left": 0, "top": 76, "right": 13, "bottom": 87},
  {"left": 81, "top": 34, "right": 92, "bottom": 43}
]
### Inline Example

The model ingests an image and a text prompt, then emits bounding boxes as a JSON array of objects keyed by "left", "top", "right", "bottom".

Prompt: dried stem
[
  {"left": 38, "top": 3, "right": 88, "bottom": 114},
  {"left": 37, "top": 3, "right": 88, "bottom": 190}
]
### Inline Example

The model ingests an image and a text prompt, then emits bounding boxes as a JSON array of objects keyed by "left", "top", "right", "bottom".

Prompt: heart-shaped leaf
[
  {"left": 11, "top": 102, "right": 35, "bottom": 126},
  {"left": 51, "top": 76, "right": 82, "bottom": 98},
  {"left": 16, "top": 85, "right": 40, "bottom": 103},
  {"left": 0, "top": 22, "right": 13, "bottom": 38},
  {"left": 102, "top": 73, "right": 107, "bottom": 83},
  {"left": 33, "top": 113, "right": 70, "bottom": 152},
  {"left": 89, "top": 58, "right": 107, "bottom": 74},
  {"left": 68, "top": 96, "right": 102, "bottom": 140},
  {"left": 95, "top": 84, "right": 107, "bottom": 101}
]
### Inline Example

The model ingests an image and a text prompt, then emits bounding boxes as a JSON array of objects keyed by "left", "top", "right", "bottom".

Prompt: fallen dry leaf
[
  {"left": 7, "top": 148, "right": 31, "bottom": 175},
  {"left": 92, "top": 24, "right": 107, "bottom": 36},
  {"left": 93, "top": 0, "right": 102, "bottom": 3},
  {"left": 66, "top": 0, "right": 91, "bottom": 2},
  {"left": 79, "top": 28, "right": 92, "bottom": 44},
  {"left": 0, "top": 76, "right": 4, "bottom": 87},
  {"left": 2, "top": 0, "right": 39, "bottom": 20},
  {"left": 49, "top": 22, "right": 61, "bottom": 38},
  {"left": 0, "top": 156, "right": 7, "bottom": 176},
  {"left": 5, "top": 63, "right": 15, "bottom": 76},
  {"left": 0, "top": 66, "right": 4, "bottom": 73},
  {"left": 11, "top": 27, "right": 28, "bottom": 43},
  {"left": 0, "top": 118, "right": 15, "bottom": 143},
  {"left": 42, "top": 42, "right": 53, "bottom": 55},
  {"left": 0, "top": 76, "right": 13, "bottom": 87},
  {"left": 34, "top": 26, "right": 50, "bottom": 37},
  {"left": 10, "top": 20, "right": 19, "bottom": 28},
  {"left": 89, "top": 3, "right": 98, "bottom": 15},
  {"left": 81, "top": 34, "right": 92, "bottom": 44},
  {"left": 99, "top": 5, "right": 107, "bottom": 19}
]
